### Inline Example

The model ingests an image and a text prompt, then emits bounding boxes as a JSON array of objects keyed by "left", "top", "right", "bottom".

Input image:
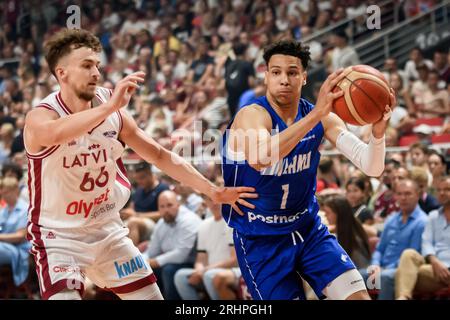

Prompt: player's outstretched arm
[
  {"left": 119, "top": 111, "right": 257, "bottom": 215},
  {"left": 230, "top": 69, "right": 347, "bottom": 171},
  {"left": 323, "top": 89, "right": 396, "bottom": 177},
  {"left": 24, "top": 72, "right": 145, "bottom": 153}
]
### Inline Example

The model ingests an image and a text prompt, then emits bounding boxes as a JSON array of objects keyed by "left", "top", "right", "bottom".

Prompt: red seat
[
  {"left": 398, "top": 134, "right": 419, "bottom": 146},
  {"left": 414, "top": 118, "right": 444, "bottom": 127},
  {"left": 431, "top": 134, "right": 450, "bottom": 144},
  {"left": 413, "top": 286, "right": 450, "bottom": 300}
]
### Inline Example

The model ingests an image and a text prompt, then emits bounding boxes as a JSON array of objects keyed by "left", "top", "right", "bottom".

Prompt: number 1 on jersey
[{"left": 280, "top": 184, "right": 289, "bottom": 209}]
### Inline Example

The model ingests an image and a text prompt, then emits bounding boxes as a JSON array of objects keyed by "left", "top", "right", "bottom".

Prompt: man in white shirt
[
  {"left": 174, "top": 195, "right": 240, "bottom": 300},
  {"left": 328, "top": 31, "right": 360, "bottom": 72},
  {"left": 144, "top": 190, "right": 202, "bottom": 299}
]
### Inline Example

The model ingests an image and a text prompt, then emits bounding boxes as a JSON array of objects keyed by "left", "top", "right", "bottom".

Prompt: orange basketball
[{"left": 332, "top": 65, "right": 390, "bottom": 126}]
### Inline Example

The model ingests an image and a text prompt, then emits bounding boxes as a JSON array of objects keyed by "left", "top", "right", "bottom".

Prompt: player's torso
[
  {"left": 27, "top": 88, "right": 131, "bottom": 229},
  {"left": 222, "top": 96, "right": 324, "bottom": 236}
]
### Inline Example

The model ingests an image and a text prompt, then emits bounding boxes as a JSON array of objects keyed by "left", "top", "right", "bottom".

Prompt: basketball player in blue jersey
[{"left": 222, "top": 40, "right": 395, "bottom": 300}]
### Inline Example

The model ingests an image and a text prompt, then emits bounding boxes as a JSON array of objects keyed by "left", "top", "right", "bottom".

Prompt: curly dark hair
[
  {"left": 44, "top": 28, "right": 102, "bottom": 78},
  {"left": 263, "top": 40, "right": 311, "bottom": 70}
]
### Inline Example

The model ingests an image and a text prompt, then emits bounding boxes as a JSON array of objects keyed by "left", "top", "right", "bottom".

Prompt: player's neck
[
  {"left": 60, "top": 88, "right": 92, "bottom": 112},
  {"left": 266, "top": 94, "right": 299, "bottom": 125}
]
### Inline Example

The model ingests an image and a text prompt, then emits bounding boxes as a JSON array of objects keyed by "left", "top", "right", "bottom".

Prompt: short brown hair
[{"left": 44, "top": 28, "right": 102, "bottom": 78}]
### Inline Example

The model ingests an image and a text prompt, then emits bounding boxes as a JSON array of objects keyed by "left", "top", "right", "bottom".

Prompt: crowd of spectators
[{"left": 0, "top": 0, "right": 449, "bottom": 300}]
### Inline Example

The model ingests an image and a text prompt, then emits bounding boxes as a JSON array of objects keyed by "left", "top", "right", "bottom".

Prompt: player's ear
[
  {"left": 55, "top": 66, "right": 67, "bottom": 81},
  {"left": 302, "top": 72, "right": 307, "bottom": 85},
  {"left": 264, "top": 71, "right": 268, "bottom": 86}
]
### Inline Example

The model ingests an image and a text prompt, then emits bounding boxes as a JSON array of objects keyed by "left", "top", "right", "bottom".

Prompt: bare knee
[
  {"left": 213, "top": 272, "right": 228, "bottom": 290},
  {"left": 346, "top": 289, "right": 371, "bottom": 300}
]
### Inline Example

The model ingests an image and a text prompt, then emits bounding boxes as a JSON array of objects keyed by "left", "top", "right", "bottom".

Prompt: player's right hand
[
  {"left": 314, "top": 68, "right": 347, "bottom": 118},
  {"left": 108, "top": 71, "right": 146, "bottom": 111}
]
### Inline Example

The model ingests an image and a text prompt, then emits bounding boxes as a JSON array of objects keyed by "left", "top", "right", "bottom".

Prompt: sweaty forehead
[{"left": 268, "top": 54, "right": 303, "bottom": 69}]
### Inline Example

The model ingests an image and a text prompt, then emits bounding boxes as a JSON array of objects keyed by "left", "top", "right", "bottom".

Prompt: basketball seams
[{"left": 337, "top": 70, "right": 389, "bottom": 124}]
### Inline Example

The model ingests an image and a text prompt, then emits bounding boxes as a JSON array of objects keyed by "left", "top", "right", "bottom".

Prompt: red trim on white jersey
[
  {"left": 26, "top": 145, "right": 60, "bottom": 160},
  {"left": 116, "top": 158, "right": 131, "bottom": 189},
  {"left": 117, "top": 110, "right": 123, "bottom": 133},
  {"left": 109, "top": 273, "right": 157, "bottom": 294},
  {"left": 27, "top": 158, "right": 85, "bottom": 299},
  {"left": 56, "top": 92, "right": 73, "bottom": 115}
]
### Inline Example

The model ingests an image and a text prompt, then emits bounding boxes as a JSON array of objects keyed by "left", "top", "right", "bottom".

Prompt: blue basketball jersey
[{"left": 221, "top": 96, "right": 324, "bottom": 236}]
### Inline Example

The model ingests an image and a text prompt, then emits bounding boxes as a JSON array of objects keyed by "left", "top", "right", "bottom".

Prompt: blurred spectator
[
  {"left": 1, "top": 161, "right": 27, "bottom": 203},
  {"left": 322, "top": 195, "right": 373, "bottom": 269},
  {"left": 433, "top": 49, "right": 450, "bottom": 84},
  {"left": 371, "top": 159, "right": 401, "bottom": 227},
  {"left": 0, "top": 177, "right": 30, "bottom": 287},
  {"left": 174, "top": 196, "right": 238, "bottom": 300},
  {"left": 327, "top": 30, "right": 360, "bottom": 72},
  {"left": 121, "top": 161, "right": 169, "bottom": 245},
  {"left": 395, "top": 176, "right": 450, "bottom": 300},
  {"left": 0, "top": 123, "right": 15, "bottom": 165},
  {"left": 410, "top": 166, "right": 441, "bottom": 214},
  {"left": 417, "top": 70, "right": 449, "bottom": 118},
  {"left": 144, "top": 190, "right": 201, "bottom": 300},
  {"left": 408, "top": 142, "right": 430, "bottom": 172},
  {"left": 404, "top": 47, "right": 434, "bottom": 82},
  {"left": 316, "top": 156, "right": 339, "bottom": 193},
  {"left": 427, "top": 150, "right": 448, "bottom": 197},
  {"left": 361, "top": 179, "right": 428, "bottom": 300},
  {"left": 238, "top": 78, "right": 266, "bottom": 111},
  {"left": 388, "top": 73, "right": 416, "bottom": 133},
  {"left": 218, "top": 12, "right": 241, "bottom": 43},
  {"left": 224, "top": 42, "right": 255, "bottom": 116},
  {"left": 382, "top": 57, "right": 409, "bottom": 89},
  {"left": 410, "top": 62, "right": 430, "bottom": 106},
  {"left": 345, "top": 177, "right": 375, "bottom": 226},
  {"left": 186, "top": 37, "right": 214, "bottom": 86},
  {"left": 120, "top": 8, "right": 147, "bottom": 36}
]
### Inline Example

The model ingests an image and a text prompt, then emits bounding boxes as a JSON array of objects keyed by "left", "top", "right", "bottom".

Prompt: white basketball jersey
[{"left": 27, "top": 87, "right": 131, "bottom": 229}]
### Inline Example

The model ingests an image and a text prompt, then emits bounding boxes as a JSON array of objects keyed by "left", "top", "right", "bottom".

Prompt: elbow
[{"left": 362, "top": 163, "right": 385, "bottom": 178}]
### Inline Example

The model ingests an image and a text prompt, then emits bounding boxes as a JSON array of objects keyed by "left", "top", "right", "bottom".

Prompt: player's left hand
[
  {"left": 210, "top": 186, "right": 258, "bottom": 216},
  {"left": 372, "top": 88, "right": 396, "bottom": 138}
]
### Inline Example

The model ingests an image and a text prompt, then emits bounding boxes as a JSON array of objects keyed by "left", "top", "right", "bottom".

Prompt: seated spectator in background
[
  {"left": 410, "top": 62, "right": 430, "bottom": 106},
  {"left": 211, "top": 267, "right": 243, "bottom": 300},
  {"left": 1, "top": 161, "right": 28, "bottom": 203},
  {"left": 404, "top": 47, "right": 434, "bottom": 82},
  {"left": 360, "top": 179, "right": 428, "bottom": 300},
  {"left": 144, "top": 191, "right": 201, "bottom": 300},
  {"left": 316, "top": 157, "right": 339, "bottom": 194},
  {"left": 174, "top": 183, "right": 203, "bottom": 214},
  {"left": 408, "top": 142, "right": 430, "bottom": 172},
  {"left": 417, "top": 70, "right": 449, "bottom": 118},
  {"left": 427, "top": 150, "right": 448, "bottom": 197},
  {"left": 0, "top": 123, "right": 15, "bottom": 165},
  {"left": 322, "top": 195, "right": 373, "bottom": 270},
  {"left": 389, "top": 73, "right": 416, "bottom": 133},
  {"left": 345, "top": 177, "right": 375, "bottom": 226},
  {"left": 327, "top": 30, "right": 360, "bottom": 72},
  {"left": 224, "top": 42, "right": 256, "bottom": 116},
  {"left": 433, "top": 49, "right": 450, "bottom": 84},
  {"left": 371, "top": 159, "right": 401, "bottom": 224},
  {"left": 383, "top": 57, "right": 409, "bottom": 89},
  {"left": 174, "top": 195, "right": 238, "bottom": 300},
  {"left": 121, "top": 161, "right": 169, "bottom": 245},
  {"left": 0, "top": 177, "right": 30, "bottom": 287},
  {"left": 186, "top": 37, "right": 214, "bottom": 86},
  {"left": 410, "top": 166, "right": 441, "bottom": 214},
  {"left": 395, "top": 176, "right": 450, "bottom": 299}
]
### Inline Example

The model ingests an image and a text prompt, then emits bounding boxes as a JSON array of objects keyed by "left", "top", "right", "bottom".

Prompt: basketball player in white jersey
[{"left": 23, "top": 28, "right": 257, "bottom": 300}]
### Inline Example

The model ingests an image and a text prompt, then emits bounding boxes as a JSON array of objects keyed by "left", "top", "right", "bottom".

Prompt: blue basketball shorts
[{"left": 233, "top": 214, "right": 357, "bottom": 300}]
